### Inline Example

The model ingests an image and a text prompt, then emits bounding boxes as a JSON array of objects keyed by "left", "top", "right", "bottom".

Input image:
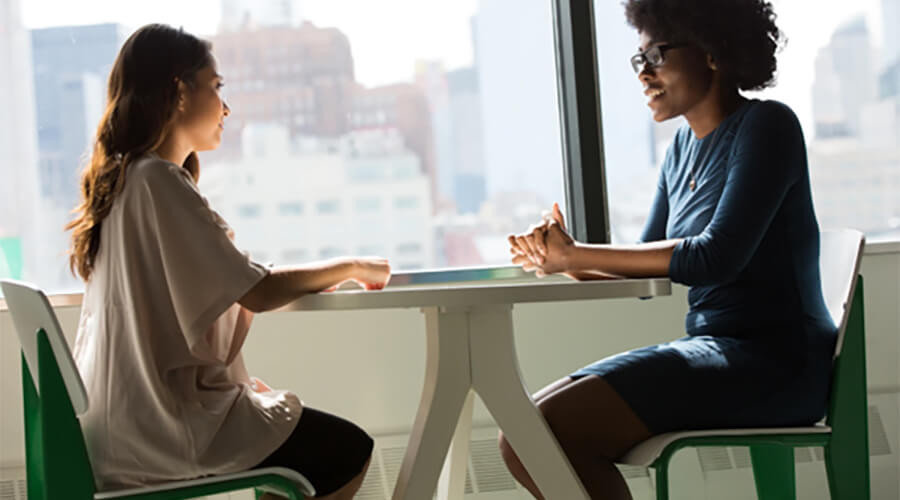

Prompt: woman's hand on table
[
  {"left": 508, "top": 202, "right": 576, "bottom": 277},
  {"left": 320, "top": 257, "right": 391, "bottom": 292},
  {"left": 508, "top": 202, "right": 562, "bottom": 266},
  {"left": 536, "top": 220, "right": 576, "bottom": 275},
  {"left": 351, "top": 257, "right": 392, "bottom": 290},
  {"left": 509, "top": 222, "right": 549, "bottom": 268}
]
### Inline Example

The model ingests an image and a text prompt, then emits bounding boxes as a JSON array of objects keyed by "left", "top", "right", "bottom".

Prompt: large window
[
  {"left": 0, "top": 0, "right": 567, "bottom": 293},
  {"left": 2, "top": 0, "right": 897, "bottom": 295},
  {"left": 595, "top": 0, "right": 900, "bottom": 243}
]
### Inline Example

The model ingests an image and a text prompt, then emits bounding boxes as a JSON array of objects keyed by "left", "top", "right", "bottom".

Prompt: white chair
[
  {"left": 1, "top": 279, "right": 315, "bottom": 500},
  {"left": 618, "top": 229, "right": 869, "bottom": 500}
]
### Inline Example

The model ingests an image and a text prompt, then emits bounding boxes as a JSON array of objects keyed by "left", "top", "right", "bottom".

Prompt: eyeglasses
[{"left": 630, "top": 43, "right": 688, "bottom": 74}]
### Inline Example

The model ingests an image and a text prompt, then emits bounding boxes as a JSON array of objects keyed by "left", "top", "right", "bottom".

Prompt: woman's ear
[
  {"left": 707, "top": 54, "right": 718, "bottom": 71},
  {"left": 175, "top": 78, "right": 187, "bottom": 112}
]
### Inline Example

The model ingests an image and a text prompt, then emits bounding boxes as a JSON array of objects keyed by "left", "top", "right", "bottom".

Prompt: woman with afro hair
[{"left": 504, "top": 1, "right": 836, "bottom": 498}]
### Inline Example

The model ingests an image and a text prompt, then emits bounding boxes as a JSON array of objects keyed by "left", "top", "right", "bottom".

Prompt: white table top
[{"left": 277, "top": 277, "right": 671, "bottom": 312}]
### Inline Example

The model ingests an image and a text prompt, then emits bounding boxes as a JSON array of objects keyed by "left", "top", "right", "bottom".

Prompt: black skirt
[{"left": 253, "top": 407, "right": 374, "bottom": 496}]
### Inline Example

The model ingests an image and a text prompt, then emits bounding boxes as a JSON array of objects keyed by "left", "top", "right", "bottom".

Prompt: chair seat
[
  {"left": 93, "top": 466, "right": 315, "bottom": 499},
  {"left": 619, "top": 424, "right": 832, "bottom": 467}
]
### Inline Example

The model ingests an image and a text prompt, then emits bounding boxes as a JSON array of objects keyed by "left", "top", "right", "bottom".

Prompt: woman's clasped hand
[{"left": 508, "top": 202, "right": 576, "bottom": 277}]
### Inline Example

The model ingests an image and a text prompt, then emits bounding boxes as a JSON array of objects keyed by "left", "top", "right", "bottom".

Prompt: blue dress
[{"left": 572, "top": 99, "right": 837, "bottom": 433}]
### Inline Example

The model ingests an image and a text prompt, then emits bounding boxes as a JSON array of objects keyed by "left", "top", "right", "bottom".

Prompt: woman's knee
[
  {"left": 497, "top": 431, "right": 516, "bottom": 465},
  {"left": 535, "top": 376, "right": 651, "bottom": 461}
]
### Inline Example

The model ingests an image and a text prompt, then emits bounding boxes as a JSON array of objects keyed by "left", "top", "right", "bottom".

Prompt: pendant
[{"left": 689, "top": 179, "right": 696, "bottom": 191}]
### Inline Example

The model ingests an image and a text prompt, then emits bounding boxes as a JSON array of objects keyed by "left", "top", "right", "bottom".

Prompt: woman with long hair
[
  {"left": 68, "top": 24, "right": 389, "bottom": 499},
  {"left": 503, "top": 1, "right": 835, "bottom": 498}
]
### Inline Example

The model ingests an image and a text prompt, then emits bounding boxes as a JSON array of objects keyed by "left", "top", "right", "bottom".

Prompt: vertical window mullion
[{"left": 552, "top": 0, "right": 610, "bottom": 244}]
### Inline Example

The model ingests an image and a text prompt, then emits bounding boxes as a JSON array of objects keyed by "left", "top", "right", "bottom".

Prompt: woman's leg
[
  {"left": 498, "top": 376, "right": 577, "bottom": 497},
  {"left": 498, "top": 375, "right": 651, "bottom": 500}
]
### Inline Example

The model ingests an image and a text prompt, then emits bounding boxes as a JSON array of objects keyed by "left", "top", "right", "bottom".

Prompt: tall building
[
  {"left": 414, "top": 60, "right": 454, "bottom": 207},
  {"left": 813, "top": 46, "right": 850, "bottom": 137},
  {"left": 0, "top": 0, "right": 41, "bottom": 281},
  {"left": 209, "top": 22, "right": 356, "bottom": 160},
  {"left": 30, "top": 23, "right": 124, "bottom": 209},
  {"left": 413, "top": 60, "right": 487, "bottom": 214},
  {"left": 446, "top": 66, "right": 486, "bottom": 214},
  {"left": 881, "top": 62, "right": 900, "bottom": 99},
  {"left": 883, "top": 0, "right": 900, "bottom": 66},
  {"left": 879, "top": 0, "right": 900, "bottom": 99},
  {"left": 812, "top": 17, "right": 878, "bottom": 138}
]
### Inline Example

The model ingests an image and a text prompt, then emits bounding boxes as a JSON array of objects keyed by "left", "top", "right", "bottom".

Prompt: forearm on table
[
  {"left": 239, "top": 259, "right": 356, "bottom": 312},
  {"left": 567, "top": 239, "right": 681, "bottom": 278}
]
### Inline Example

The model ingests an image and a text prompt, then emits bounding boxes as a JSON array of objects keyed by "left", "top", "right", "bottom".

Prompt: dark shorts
[
  {"left": 253, "top": 407, "right": 374, "bottom": 496},
  {"left": 571, "top": 331, "right": 835, "bottom": 434}
]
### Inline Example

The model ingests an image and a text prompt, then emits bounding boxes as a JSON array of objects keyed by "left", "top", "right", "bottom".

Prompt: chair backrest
[
  {"left": 818, "top": 229, "right": 866, "bottom": 359},
  {"left": 2, "top": 279, "right": 96, "bottom": 499},
  {"left": 1, "top": 279, "right": 88, "bottom": 414}
]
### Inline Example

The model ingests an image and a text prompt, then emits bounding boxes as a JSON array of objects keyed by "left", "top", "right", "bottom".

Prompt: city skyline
[{"left": 2, "top": 0, "right": 897, "bottom": 294}]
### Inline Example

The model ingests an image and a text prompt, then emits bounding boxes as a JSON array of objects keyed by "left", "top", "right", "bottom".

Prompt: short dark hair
[{"left": 623, "top": 0, "right": 784, "bottom": 91}]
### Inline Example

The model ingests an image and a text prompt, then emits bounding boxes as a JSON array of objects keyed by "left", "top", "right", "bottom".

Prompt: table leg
[
  {"left": 392, "top": 308, "right": 473, "bottom": 500},
  {"left": 469, "top": 306, "right": 590, "bottom": 500},
  {"left": 437, "top": 390, "right": 475, "bottom": 500}
]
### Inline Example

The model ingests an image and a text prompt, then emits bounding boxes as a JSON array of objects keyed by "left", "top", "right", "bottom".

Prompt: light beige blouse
[{"left": 73, "top": 154, "right": 302, "bottom": 490}]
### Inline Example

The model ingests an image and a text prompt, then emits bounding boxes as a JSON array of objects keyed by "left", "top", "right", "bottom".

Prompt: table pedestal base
[{"left": 391, "top": 305, "right": 590, "bottom": 500}]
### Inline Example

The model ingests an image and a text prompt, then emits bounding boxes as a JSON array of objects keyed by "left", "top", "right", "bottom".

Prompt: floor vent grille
[
  {"left": 355, "top": 450, "right": 385, "bottom": 500},
  {"left": 469, "top": 438, "right": 515, "bottom": 492},
  {"left": 698, "top": 446, "right": 733, "bottom": 472},
  {"left": 0, "top": 479, "right": 25, "bottom": 500},
  {"left": 732, "top": 446, "right": 753, "bottom": 468},
  {"left": 618, "top": 464, "right": 651, "bottom": 479}
]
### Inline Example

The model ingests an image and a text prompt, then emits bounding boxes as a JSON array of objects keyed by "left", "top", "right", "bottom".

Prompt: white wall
[{"left": 1, "top": 244, "right": 898, "bottom": 498}]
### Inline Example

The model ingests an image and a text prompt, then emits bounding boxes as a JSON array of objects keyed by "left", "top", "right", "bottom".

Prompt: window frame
[{"left": 553, "top": 0, "right": 611, "bottom": 244}]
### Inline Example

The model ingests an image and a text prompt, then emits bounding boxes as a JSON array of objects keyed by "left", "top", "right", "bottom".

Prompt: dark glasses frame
[{"left": 630, "top": 43, "right": 689, "bottom": 73}]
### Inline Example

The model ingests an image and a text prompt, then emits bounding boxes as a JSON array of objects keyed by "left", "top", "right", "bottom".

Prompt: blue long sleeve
[
  {"left": 669, "top": 102, "right": 803, "bottom": 285},
  {"left": 640, "top": 167, "right": 669, "bottom": 243},
  {"left": 653, "top": 100, "right": 833, "bottom": 338}
]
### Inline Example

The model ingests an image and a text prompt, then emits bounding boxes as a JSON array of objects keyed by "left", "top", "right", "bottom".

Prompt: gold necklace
[{"left": 688, "top": 124, "right": 724, "bottom": 191}]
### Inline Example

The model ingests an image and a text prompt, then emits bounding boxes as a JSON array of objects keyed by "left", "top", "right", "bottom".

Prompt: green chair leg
[
  {"left": 749, "top": 445, "right": 796, "bottom": 500},
  {"left": 825, "top": 438, "right": 870, "bottom": 500},
  {"left": 824, "top": 280, "right": 870, "bottom": 500},
  {"left": 653, "top": 459, "right": 670, "bottom": 500}
]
